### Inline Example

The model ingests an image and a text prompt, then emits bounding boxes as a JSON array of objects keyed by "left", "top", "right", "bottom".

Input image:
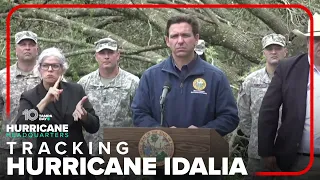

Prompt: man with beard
[
  {"left": 0, "top": 31, "right": 41, "bottom": 179},
  {"left": 78, "top": 37, "right": 139, "bottom": 180},
  {"left": 237, "top": 33, "right": 288, "bottom": 179}
]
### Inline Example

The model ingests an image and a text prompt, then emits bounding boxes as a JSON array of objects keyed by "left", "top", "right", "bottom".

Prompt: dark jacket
[
  {"left": 131, "top": 55, "right": 239, "bottom": 136},
  {"left": 16, "top": 81, "right": 99, "bottom": 179},
  {"left": 258, "top": 53, "right": 309, "bottom": 171}
]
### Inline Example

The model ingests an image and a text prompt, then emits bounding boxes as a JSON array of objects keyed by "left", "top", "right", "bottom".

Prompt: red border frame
[{"left": 6, "top": 3, "right": 314, "bottom": 177}]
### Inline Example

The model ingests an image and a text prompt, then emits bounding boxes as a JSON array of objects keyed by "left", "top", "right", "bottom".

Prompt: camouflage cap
[
  {"left": 15, "top": 31, "right": 38, "bottom": 44},
  {"left": 94, "top": 38, "right": 118, "bottom": 52},
  {"left": 195, "top": 39, "right": 205, "bottom": 55},
  {"left": 262, "top": 33, "right": 286, "bottom": 49}
]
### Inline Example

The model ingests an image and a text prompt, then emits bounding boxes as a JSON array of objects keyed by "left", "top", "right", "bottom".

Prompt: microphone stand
[
  {"left": 160, "top": 103, "right": 165, "bottom": 127},
  {"left": 159, "top": 82, "right": 171, "bottom": 127}
]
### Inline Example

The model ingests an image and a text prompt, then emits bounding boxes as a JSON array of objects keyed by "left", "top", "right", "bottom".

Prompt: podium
[{"left": 102, "top": 127, "right": 229, "bottom": 169}]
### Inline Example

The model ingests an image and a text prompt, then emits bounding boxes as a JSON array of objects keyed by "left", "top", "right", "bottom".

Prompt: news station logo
[
  {"left": 6, "top": 109, "right": 69, "bottom": 138},
  {"left": 23, "top": 109, "right": 52, "bottom": 121}
]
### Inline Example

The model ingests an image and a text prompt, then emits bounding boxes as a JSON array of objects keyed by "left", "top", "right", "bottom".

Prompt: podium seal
[{"left": 138, "top": 130, "right": 174, "bottom": 166}]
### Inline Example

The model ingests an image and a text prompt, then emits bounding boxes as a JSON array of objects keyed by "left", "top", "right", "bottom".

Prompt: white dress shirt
[{"left": 299, "top": 56, "right": 320, "bottom": 154}]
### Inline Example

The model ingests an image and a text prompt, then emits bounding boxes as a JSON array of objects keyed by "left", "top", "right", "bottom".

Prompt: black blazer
[
  {"left": 16, "top": 81, "right": 99, "bottom": 179},
  {"left": 258, "top": 53, "right": 309, "bottom": 171}
]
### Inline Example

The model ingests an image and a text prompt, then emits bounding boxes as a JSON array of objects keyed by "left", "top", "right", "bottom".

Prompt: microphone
[
  {"left": 160, "top": 81, "right": 171, "bottom": 106},
  {"left": 160, "top": 80, "right": 171, "bottom": 127}
]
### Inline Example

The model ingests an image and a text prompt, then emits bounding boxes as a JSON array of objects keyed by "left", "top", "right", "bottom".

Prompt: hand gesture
[
  {"left": 43, "top": 76, "right": 63, "bottom": 104},
  {"left": 73, "top": 96, "right": 88, "bottom": 121}
]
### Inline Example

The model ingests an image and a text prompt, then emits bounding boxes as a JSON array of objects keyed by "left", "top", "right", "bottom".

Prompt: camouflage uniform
[
  {"left": 79, "top": 37, "right": 141, "bottom": 180},
  {"left": 0, "top": 31, "right": 40, "bottom": 179},
  {"left": 0, "top": 63, "right": 41, "bottom": 178},
  {"left": 238, "top": 67, "right": 274, "bottom": 159},
  {"left": 238, "top": 32, "right": 285, "bottom": 154},
  {"left": 78, "top": 68, "right": 139, "bottom": 156},
  {"left": 238, "top": 68, "right": 279, "bottom": 180}
]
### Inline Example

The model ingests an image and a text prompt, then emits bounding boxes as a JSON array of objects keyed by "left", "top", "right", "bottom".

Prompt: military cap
[
  {"left": 94, "top": 37, "right": 118, "bottom": 52},
  {"left": 15, "top": 31, "right": 38, "bottom": 44},
  {"left": 262, "top": 33, "right": 286, "bottom": 49}
]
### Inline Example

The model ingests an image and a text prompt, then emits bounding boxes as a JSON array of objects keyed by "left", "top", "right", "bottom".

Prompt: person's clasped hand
[{"left": 72, "top": 96, "right": 88, "bottom": 121}]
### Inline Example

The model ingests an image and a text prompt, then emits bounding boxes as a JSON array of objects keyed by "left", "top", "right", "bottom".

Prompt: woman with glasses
[{"left": 16, "top": 47, "right": 99, "bottom": 180}]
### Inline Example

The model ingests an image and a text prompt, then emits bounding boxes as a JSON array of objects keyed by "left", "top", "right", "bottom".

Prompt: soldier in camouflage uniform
[
  {"left": 237, "top": 33, "right": 288, "bottom": 179},
  {"left": 0, "top": 31, "right": 41, "bottom": 179},
  {"left": 78, "top": 37, "right": 139, "bottom": 180}
]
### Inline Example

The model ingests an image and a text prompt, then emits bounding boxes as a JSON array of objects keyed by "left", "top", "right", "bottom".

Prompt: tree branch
[
  {"left": 189, "top": 0, "right": 221, "bottom": 25},
  {"left": 94, "top": 16, "right": 127, "bottom": 29},
  {"left": 43, "top": 0, "right": 52, "bottom": 4},
  {"left": 201, "top": 0, "right": 242, "bottom": 25},
  {"left": 125, "top": 44, "right": 167, "bottom": 55},
  {"left": 145, "top": 0, "right": 261, "bottom": 63},
  {"left": 16, "top": 17, "right": 60, "bottom": 25},
  {"left": 63, "top": 44, "right": 168, "bottom": 57},
  {"left": 0, "top": 13, "right": 8, "bottom": 18},
  {"left": 117, "top": 1, "right": 165, "bottom": 32},
  {"left": 0, "top": 2, "right": 16, "bottom": 14},
  {"left": 150, "top": 0, "right": 190, "bottom": 4},
  {"left": 146, "top": 0, "right": 216, "bottom": 25},
  {"left": 64, "top": 49, "right": 94, "bottom": 57},
  {"left": 0, "top": 53, "right": 159, "bottom": 65},
  {"left": 2, "top": 36, "right": 94, "bottom": 48},
  {"left": 234, "top": 0, "right": 289, "bottom": 34},
  {"left": 59, "top": 9, "right": 116, "bottom": 19},
  {"left": 18, "top": 8, "right": 164, "bottom": 63},
  {"left": 121, "top": 55, "right": 156, "bottom": 64},
  {"left": 167, "top": 8, "right": 216, "bottom": 24},
  {"left": 147, "top": 19, "right": 153, "bottom": 46}
]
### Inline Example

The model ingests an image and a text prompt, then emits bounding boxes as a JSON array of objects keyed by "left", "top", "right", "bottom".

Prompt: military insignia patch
[
  {"left": 193, "top": 78, "right": 206, "bottom": 91},
  {"left": 138, "top": 130, "right": 174, "bottom": 166}
]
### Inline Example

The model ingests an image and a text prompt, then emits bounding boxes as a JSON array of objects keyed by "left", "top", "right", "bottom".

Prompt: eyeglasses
[{"left": 40, "top": 63, "right": 61, "bottom": 71}]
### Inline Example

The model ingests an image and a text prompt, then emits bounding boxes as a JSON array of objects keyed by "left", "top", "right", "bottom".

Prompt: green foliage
[
  {"left": 0, "top": 2, "right": 319, "bottom": 179},
  {"left": 1, "top": 0, "right": 317, "bottom": 87}
]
